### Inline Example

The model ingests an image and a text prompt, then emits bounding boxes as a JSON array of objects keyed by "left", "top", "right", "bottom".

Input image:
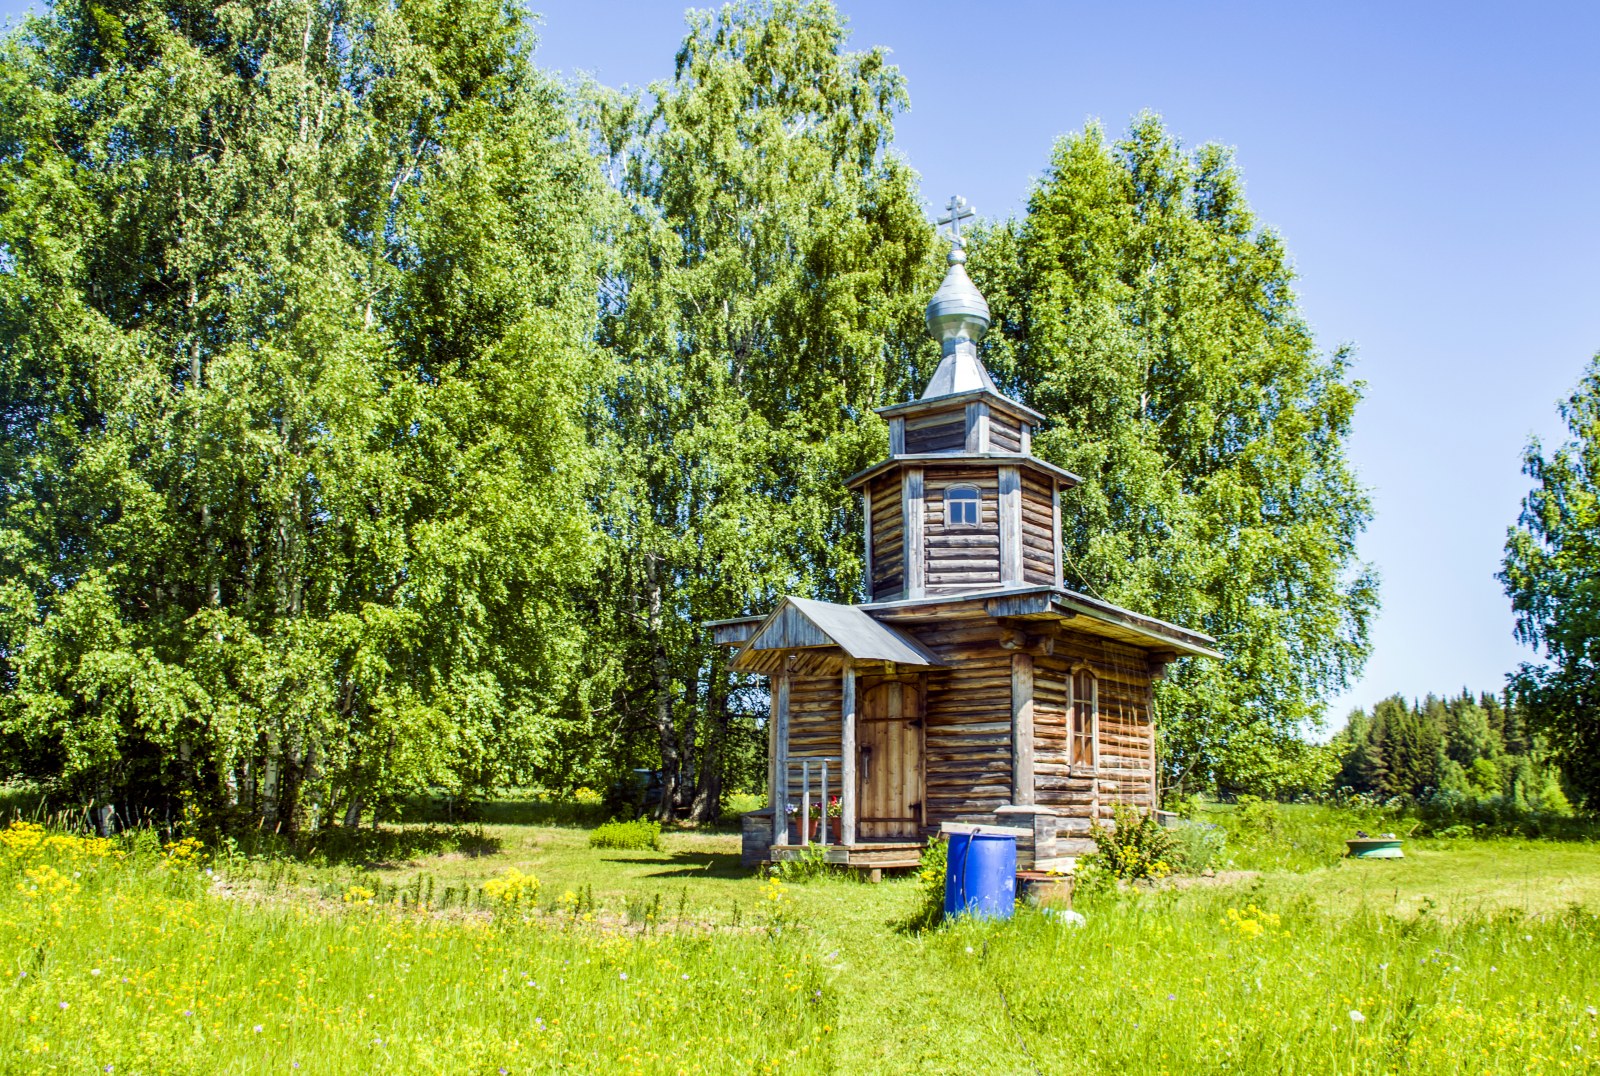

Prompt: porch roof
[{"left": 730, "top": 596, "right": 944, "bottom": 673}]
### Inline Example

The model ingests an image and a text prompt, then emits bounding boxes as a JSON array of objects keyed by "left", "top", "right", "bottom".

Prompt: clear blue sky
[{"left": 4, "top": 1, "right": 1598, "bottom": 729}]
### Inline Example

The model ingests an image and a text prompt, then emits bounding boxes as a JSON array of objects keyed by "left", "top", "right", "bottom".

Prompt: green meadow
[{"left": 3, "top": 804, "right": 1598, "bottom": 1075}]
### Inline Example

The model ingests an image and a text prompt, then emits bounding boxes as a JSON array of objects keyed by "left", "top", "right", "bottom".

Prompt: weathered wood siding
[
  {"left": 923, "top": 467, "right": 1000, "bottom": 594},
  {"left": 869, "top": 474, "right": 904, "bottom": 599},
  {"left": 989, "top": 411, "right": 1023, "bottom": 453},
  {"left": 1021, "top": 472, "right": 1057, "bottom": 586},
  {"left": 786, "top": 673, "right": 843, "bottom": 760},
  {"left": 1033, "top": 633, "right": 1155, "bottom": 820},
  {"left": 904, "top": 411, "right": 966, "bottom": 454},
  {"left": 912, "top": 622, "right": 1014, "bottom": 819}
]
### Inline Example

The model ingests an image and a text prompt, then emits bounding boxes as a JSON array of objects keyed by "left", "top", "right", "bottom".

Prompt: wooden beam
[
  {"left": 771, "top": 668, "right": 791, "bottom": 845},
  {"left": 841, "top": 664, "right": 858, "bottom": 846},
  {"left": 1147, "top": 650, "right": 1178, "bottom": 680},
  {"left": 964, "top": 400, "right": 990, "bottom": 453},
  {"left": 903, "top": 467, "right": 925, "bottom": 599},
  {"left": 998, "top": 465, "right": 1022, "bottom": 585},
  {"left": 888, "top": 417, "right": 905, "bottom": 455},
  {"left": 1051, "top": 480, "right": 1063, "bottom": 586},
  {"left": 862, "top": 491, "right": 874, "bottom": 602},
  {"left": 1012, "top": 652, "right": 1035, "bottom": 806},
  {"left": 1020, "top": 422, "right": 1032, "bottom": 456}
]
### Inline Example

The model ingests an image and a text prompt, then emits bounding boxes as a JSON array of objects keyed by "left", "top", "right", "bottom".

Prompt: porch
[{"left": 768, "top": 840, "right": 926, "bottom": 880}]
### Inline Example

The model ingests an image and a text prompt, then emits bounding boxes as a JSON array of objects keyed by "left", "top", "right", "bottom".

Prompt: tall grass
[
  {"left": 4, "top": 816, "right": 1597, "bottom": 1074},
  {"left": 0, "top": 825, "right": 831, "bottom": 1074},
  {"left": 918, "top": 889, "right": 1600, "bottom": 1073}
]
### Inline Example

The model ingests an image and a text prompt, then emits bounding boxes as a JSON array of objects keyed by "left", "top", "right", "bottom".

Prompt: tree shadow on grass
[
  {"left": 284, "top": 825, "right": 502, "bottom": 869},
  {"left": 638, "top": 851, "right": 750, "bottom": 880}
]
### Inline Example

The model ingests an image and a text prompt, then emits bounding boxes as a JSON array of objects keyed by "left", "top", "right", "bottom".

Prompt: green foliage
[
  {"left": 771, "top": 844, "right": 831, "bottom": 883},
  {"left": 1328, "top": 690, "right": 1571, "bottom": 812},
  {"left": 1166, "top": 819, "right": 1227, "bottom": 873},
  {"left": 0, "top": 0, "right": 601, "bottom": 828},
  {"left": 1207, "top": 799, "right": 1395, "bottom": 872},
  {"left": 1089, "top": 803, "right": 1178, "bottom": 880},
  {"left": 899, "top": 836, "right": 948, "bottom": 933},
  {"left": 586, "top": 818, "right": 664, "bottom": 852},
  {"left": 572, "top": 0, "right": 938, "bottom": 821},
  {"left": 969, "top": 117, "right": 1375, "bottom": 797},
  {"left": 1501, "top": 352, "right": 1600, "bottom": 807}
]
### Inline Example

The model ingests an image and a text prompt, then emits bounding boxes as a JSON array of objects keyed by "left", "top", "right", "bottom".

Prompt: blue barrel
[{"left": 943, "top": 829, "right": 1017, "bottom": 920}]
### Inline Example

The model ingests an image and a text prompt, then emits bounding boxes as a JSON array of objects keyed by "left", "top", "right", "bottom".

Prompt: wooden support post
[
  {"left": 820, "top": 760, "right": 830, "bottom": 848},
  {"left": 998, "top": 465, "right": 1022, "bottom": 585},
  {"left": 841, "top": 665, "right": 858, "bottom": 846},
  {"left": 903, "top": 467, "right": 925, "bottom": 599},
  {"left": 800, "top": 759, "right": 810, "bottom": 847},
  {"left": 964, "top": 400, "right": 990, "bottom": 453},
  {"left": 1012, "top": 652, "right": 1035, "bottom": 806},
  {"left": 1147, "top": 680, "right": 1159, "bottom": 811},
  {"left": 1019, "top": 421, "right": 1032, "bottom": 456},
  {"left": 771, "top": 669, "right": 791, "bottom": 845},
  {"left": 862, "top": 493, "right": 873, "bottom": 602},
  {"left": 888, "top": 417, "right": 905, "bottom": 455},
  {"left": 1051, "top": 480, "right": 1063, "bottom": 587}
]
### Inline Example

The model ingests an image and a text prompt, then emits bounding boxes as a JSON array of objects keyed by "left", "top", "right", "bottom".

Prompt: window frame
[
  {"left": 944, "top": 484, "right": 981, "bottom": 529},
  {"left": 1070, "top": 666, "right": 1098, "bottom": 770}
]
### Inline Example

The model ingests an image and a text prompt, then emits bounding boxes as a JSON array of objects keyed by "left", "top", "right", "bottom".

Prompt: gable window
[
  {"left": 946, "top": 485, "right": 980, "bottom": 527},
  {"left": 1070, "top": 668, "right": 1097, "bottom": 768}
]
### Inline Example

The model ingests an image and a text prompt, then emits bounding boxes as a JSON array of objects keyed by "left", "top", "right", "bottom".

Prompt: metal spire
[{"left": 922, "top": 194, "right": 996, "bottom": 399}]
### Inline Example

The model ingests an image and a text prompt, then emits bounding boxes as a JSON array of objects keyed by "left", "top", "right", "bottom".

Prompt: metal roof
[{"left": 732, "top": 596, "right": 945, "bottom": 670}]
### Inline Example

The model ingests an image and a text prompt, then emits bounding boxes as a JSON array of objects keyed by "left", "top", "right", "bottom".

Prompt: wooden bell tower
[{"left": 845, "top": 196, "right": 1077, "bottom": 602}]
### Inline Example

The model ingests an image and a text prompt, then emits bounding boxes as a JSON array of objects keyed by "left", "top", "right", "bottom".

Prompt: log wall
[
  {"left": 1021, "top": 472, "right": 1057, "bottom": 586},
  {"left": 904, "top": 411, "right": 966, "bottom": 453},
  {"left": 1033, "top": 633, "right": 1155, "bottom": 820},
  {"left": 914, "top": 621, "right": 1015, "bottom": 819},
  {"left": 989, "top": 411, "right": 1023, "bottom": 453},
  {"left": 772, "top": 623, "right": 1158, "bottom": 840},
  {"left": 787, "top": 674, "right": 843, "bottom": 760},
  {"left": 922, "top": 466, "right": 1000, "bottom": 594},
  {"left": 869, "top": 474, "right": 904, "bottom": 599}
]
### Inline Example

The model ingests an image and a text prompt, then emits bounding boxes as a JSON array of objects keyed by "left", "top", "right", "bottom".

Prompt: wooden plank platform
[{"left": 768, "top": 842, "right": 925, "bottom": 869}]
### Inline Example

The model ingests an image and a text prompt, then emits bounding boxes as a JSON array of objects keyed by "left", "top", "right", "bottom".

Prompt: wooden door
[{"left": 857, "top": 680, "right": 924, "bottom": 840}]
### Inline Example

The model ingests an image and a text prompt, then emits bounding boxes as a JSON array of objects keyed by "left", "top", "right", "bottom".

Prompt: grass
[{"left": 2, "top": 804, "right": 1598, "bottom": 1073}]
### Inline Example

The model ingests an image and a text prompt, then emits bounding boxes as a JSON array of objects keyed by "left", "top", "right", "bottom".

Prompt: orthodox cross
[{"left": 936, "top": 194, "right": 975, "bottom": 243}]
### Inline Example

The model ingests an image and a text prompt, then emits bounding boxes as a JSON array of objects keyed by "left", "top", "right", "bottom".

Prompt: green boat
[{"left": 1346, "top": 837, "right": 1403, "bottom": 859}]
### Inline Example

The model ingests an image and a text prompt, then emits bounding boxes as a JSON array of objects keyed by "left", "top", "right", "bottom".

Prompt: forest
[{"left": 0, "top": 0, "right": 1594, "bottom": 830}]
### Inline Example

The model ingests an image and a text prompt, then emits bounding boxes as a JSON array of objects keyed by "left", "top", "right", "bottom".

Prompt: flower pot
[{"left": 809, "top": 817, "right": 842, "bottom": 842}]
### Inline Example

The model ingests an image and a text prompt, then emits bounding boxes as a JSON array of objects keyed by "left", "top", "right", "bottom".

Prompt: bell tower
[{"left": 847, "top": 196, "right": 1079, "bottom": 602}]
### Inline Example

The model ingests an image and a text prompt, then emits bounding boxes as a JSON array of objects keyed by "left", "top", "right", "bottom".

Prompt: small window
[
  {"left": 1070, "top": 669, "right": 1097, "bottom": 768},
  {"left": 946, "top": 486, "right": 979, "bottom": 527}
]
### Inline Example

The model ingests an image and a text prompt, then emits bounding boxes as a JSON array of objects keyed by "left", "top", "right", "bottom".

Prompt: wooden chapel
[{"left": 711, "top": 197, "right": 1221, "bottom": 872}]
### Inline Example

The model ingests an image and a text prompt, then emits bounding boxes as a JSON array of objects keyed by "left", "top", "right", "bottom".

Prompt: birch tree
[{"left": 0, "top": 0, "right": 601, "bottom": 829}]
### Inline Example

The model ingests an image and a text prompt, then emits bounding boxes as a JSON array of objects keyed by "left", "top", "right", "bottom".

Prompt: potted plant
[{"left": 810, "top": 797, "right": 842, "bottom": 842}]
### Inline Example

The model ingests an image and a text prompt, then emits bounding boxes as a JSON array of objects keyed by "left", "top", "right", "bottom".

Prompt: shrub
[
  {"left": 1168, "top": 820, "right": 1227, "bottom": 873},
  {"left": 899, "top": 837, "right": 948, "bottom": 933},
  {"left": 1088, "top": 804, "right": 1177, "bottom": 881},
  {"left": 1234, "top": 794, "right": 1282, "bottom": 836},
  {"left": 588, "top": 819, "right": 664, "bottom": 852},
  {"left": 772, "top": 844, "right": 830, "bottom": 883}
]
